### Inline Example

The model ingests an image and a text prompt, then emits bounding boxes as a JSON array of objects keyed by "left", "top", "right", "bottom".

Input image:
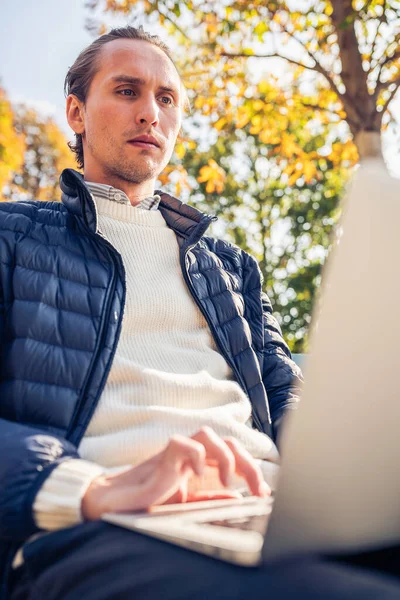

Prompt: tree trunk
[{"left": 354, "top": 131, "right": 385, "bottom": 165}]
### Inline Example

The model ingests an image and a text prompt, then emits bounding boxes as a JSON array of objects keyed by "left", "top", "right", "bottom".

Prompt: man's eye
[
  {"left": 160, "top": 96, "right": 173, "bottom": 105},
  {"left": 119, "top": 89, "right": 135, "bottom": 96}
]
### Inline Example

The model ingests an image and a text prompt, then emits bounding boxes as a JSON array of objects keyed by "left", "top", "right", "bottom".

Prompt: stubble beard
[
  {"left": 106, "top": 154, "right": 159, "bottom": 185},
  {"left": 88, "top": 135, "right": 164, "bottom": 185}
]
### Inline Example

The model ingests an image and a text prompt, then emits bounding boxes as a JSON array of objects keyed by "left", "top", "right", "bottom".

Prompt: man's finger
[
  {"left": 186, "top": 490, "right": 243, "bottom": 502},
  {"left": 223, "top": 437, "right": 270, "bottom": 497},
  {"left": 164, "top": 434, "right": 206, "bottom": 476},
  {"left": 191, "top": 426, "right": 236, "bottom": 487},
  {"left": 162, "top": 485, "right": 188, "bottom": 505}
]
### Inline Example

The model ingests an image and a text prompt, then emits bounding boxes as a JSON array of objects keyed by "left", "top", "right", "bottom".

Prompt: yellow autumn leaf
[
  {"left": 283, "top": 164, "right": 295, "bottom": 176},
  {"left": 249, "top": 114, "right": 263, "bottom": 135},
  {"left": 235, "top": 108, "right": 251, "bottom": 129},
  {"left": 214, "top": 117, "right": 227, "bottom": 130},
  {"left": 175, "top": 142, "right": 186, "bottom": 159},
  {"left": 0, "top": 88, "right": 26, "bottom": 194},
  {"left": 194, "top": 97, "right": 206, "bottom": 110},
  {"left": 280, "top": 132, "right": 303, "bottom": 158},
  {"left": 303, "top": 160, "right": 318, "bottom": 183},
  {"left": 197, "top": 159, "right": 226, "bottom": 194},
  {"left": 259, "top": 128, "right": 281, "bottom": 145},
  {"left": 288, "top": 171, "right": 300, "bottom": 186},
  {"left": 328, "top": 140, "right": 359, "bottom": 167},
  {"left": 254, "top": 21, "right": 268, "bottom": 37},
  {"left": 158, "top": 168, "right": 172, "bottom": 186},
  {"left": 252, "top": 100, "right": 265, "bottom": 112},
  {"left": 258, "top": 80, "right": 272, "bottom": 95},
  {"left": 341, "top": 140, "right": 359, "bottom": 164}
]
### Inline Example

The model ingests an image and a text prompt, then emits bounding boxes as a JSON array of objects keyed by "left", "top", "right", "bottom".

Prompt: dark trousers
[{"left": 8, "top": 521, "right": 400, "bottom": 600}]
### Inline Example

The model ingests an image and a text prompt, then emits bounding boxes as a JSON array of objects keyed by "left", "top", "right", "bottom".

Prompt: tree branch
[
  {"left": 378, "top": 47, "right": 400, "bottom": 70},
  {"left": 153, "top": 0, "right": 190, "bottom": 41},
  {"left": 379, "top": 73, "right": 400, "bottom": 91},
  {"left": 220, "top": 51, "right": 344, "bottom": 100},
  {"left": 379, "top": 79, "right": 400, "bottom": 116},
  {"left": 374, "top": 33, "right": 400, "bottom": 91},
  {"left": 220, "top": 50, "right": 312, "bottom": 70},
  {"left": 386, "top": 107, "right": 396, "bottom": 123},
  {"left": 301, "top": 102, "right": 343, "bottom": 118},
  {"left": 369, "top": 2, "right": 388, "bottom": 72},
  {"left": 277, "top": 21, "right": 344, "bottom": 98},
  {"left": 330, "top": 0, "right": 370, "bottom": 98},
  {"left": 374, "top": 58, "right": 400, "bottom": 100}
]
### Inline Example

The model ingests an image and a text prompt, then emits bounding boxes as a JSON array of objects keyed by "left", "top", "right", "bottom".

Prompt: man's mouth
[{"left": 127, "top": 135, "right": 161, "bottom": 149}]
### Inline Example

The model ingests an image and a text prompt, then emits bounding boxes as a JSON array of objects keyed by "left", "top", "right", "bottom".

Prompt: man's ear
[{"left": 66, "top": 95, "right": 85, "bottom": 135}]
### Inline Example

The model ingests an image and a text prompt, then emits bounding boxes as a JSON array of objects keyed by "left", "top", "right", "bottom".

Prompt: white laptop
[{"left": 103, "top": 159, "right": 400, "bottom": 566}]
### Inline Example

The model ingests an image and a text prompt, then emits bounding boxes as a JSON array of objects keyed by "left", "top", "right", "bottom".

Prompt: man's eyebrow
[
  {"left": 111, "top": 76, "right": 146, "bottom": 86},
  {"left": 111, "top": 75, "right": 180, "bottom": 96}
]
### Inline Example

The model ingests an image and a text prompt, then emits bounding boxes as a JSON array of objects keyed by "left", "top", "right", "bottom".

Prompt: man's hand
[{"left": 81, "top": 426, "right": 271, "bottom": 521}]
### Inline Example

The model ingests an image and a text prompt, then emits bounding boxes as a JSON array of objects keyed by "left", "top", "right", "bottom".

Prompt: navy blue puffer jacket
[{"left": 0, "top": 169, "right": 302, "bottom": 596}]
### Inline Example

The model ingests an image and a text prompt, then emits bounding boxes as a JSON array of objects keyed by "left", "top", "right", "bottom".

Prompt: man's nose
[{"left": 135, "top": 96, "right": 159, "bottom": 127}]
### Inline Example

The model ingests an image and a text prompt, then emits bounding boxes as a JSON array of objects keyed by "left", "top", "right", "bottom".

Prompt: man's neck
[{"left": 83, "top": 171, "right": 156, "bottom": 207}]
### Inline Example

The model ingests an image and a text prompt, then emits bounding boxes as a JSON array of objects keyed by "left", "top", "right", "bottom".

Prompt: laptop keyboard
[{"left": 207, "top": 514, "right": 268, "bottom": 535}]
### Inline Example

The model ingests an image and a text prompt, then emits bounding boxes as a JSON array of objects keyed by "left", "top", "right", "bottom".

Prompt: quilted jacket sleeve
[
  {"left": 0, "top": 300, "right": 105, "bottom": 540},
  {"left": 0, "top": 210, "right": 106, "bottom": 540},
  {"left": 261, "top": 292, "right": 303, "bottom": 443},
  {"left": 0, "top": 417, "right": 84, "bottom": 541},
  {"left": 0, "top": 271, "right": 94, "bottom": 541},
  {"left": 0, "top": 273, "right": 76, "bottom": 541}
]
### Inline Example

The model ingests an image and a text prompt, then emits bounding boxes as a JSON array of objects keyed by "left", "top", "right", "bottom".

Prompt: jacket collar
[{"left": 60, "top": 169, "right": 216, "bottom": 244}]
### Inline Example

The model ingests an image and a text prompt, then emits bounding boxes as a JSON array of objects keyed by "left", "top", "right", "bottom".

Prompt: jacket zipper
[
  {"left": 67, "top": 233, "right": 122, "bottom": 445},
  {"left": 179, "top": 242, "right": 264, "bottom": 433}
]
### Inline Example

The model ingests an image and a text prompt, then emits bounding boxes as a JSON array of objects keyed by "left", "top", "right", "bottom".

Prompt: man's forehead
[{"left": 97, "top": 38, "right": 180, "bottom": 84}]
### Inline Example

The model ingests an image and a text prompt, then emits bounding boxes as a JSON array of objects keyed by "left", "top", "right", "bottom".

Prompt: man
[{"left": 1, "top": 26, "right": 400, "bottom": 600}]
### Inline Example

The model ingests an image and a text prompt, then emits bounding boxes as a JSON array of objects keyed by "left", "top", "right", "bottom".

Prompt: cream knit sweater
[{"left": 32, "top": 190, "right": 280, "bottom": 532}]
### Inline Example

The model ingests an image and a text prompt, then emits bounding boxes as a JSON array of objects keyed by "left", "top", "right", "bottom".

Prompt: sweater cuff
[{"left": 33, "top": 459, "right": 106, "bottom": 531}]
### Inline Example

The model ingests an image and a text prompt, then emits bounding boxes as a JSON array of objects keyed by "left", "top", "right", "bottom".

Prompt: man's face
[{"left": 79, "top": 39, "right": 182, "bottom": 186}]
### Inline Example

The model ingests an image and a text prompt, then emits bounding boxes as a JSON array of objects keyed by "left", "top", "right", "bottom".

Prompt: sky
[
  {"left": 0, "top": 0, "right": 134, "bottom": 138},
  {"left": 1, "top": 0, "right": 400, "bottom": 175}
]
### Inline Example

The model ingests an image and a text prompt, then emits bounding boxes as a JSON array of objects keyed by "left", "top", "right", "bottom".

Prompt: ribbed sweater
[{"left": 31, "top": 189, "right": 280, "bottom": 534}]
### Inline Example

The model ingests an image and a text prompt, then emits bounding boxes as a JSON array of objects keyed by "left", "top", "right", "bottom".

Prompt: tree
[
  {"left": 160, "top": 80, "right": 353, "bottom": 351},
  {"left": 91, "top": 0, "right": 400, "bottom": 164},
  {"left": 2, "top": 104, "right": 75, "bottom": 202},
  {"left": 0, "top": 87, "right": 25, "bottom": 193},
  {"left": 86, "top": 0, "right": 381, "bottom": 350}
]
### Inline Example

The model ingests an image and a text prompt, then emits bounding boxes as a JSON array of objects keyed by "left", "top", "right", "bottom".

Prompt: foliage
[
  {"left": 86, "top": 0, "right": 397, "bottom": 351},
  {"left": 0, "top": 87, "right": 25, "bottom": 192},
  {"left": 2, "top": 104, "right": 75, "bottom": 202},
  {"left": 161, "top": 82, "right": 354, "bottom": 351},
  {"left": 90, "top": 0, "right": 400, "bottom": 155}
]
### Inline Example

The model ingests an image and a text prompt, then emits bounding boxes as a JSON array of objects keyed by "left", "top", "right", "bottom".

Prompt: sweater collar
[
  {"left": 85, "top": 181, "right": 161, "bottom": 211},
  {"left": 60, "top": 169, "right": 216, "bottom": 243}
]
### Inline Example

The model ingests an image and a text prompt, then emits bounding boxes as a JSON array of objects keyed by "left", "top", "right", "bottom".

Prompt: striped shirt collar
[{"left": 85, "top": 181, "right": 161, "bottom": 211}]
